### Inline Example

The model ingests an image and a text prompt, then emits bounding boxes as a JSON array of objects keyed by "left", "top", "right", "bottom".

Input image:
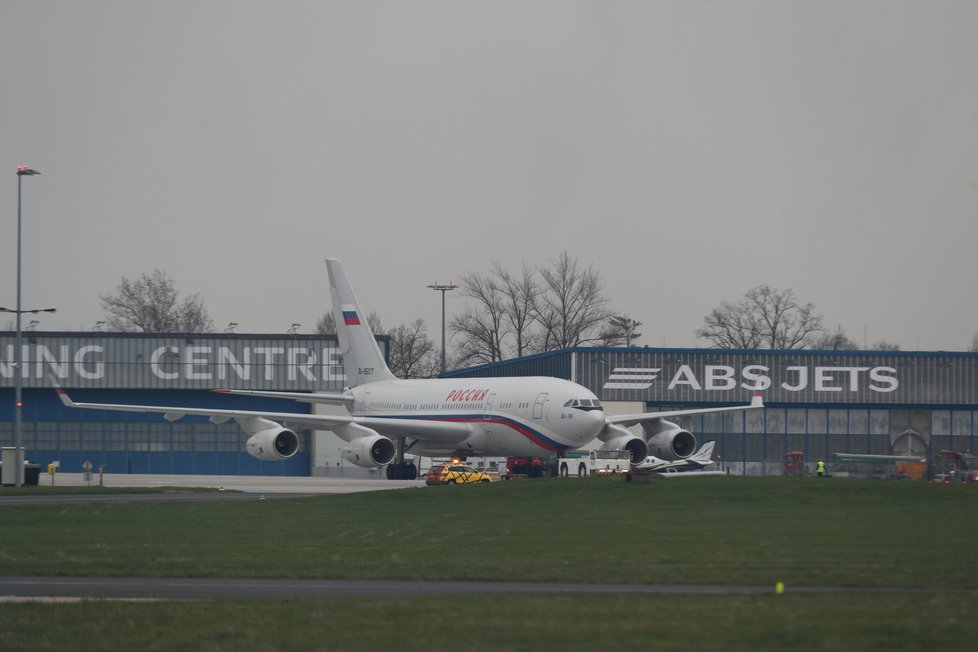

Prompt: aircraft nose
[{"left": 580, "top": 408, "right": 606, "bottom": 438}]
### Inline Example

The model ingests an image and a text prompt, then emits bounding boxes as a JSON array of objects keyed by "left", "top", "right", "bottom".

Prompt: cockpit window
[{"left": 567, "top": 398, "right": 602, "bottom": 412}]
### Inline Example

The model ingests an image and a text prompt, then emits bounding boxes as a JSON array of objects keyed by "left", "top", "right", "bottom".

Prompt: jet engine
[
  {"left": 599, "top": 424, "right": 649, "bottom": 463},
  {"left": 246, "top": 427, "right": 300, "bottom": 461},
  {"left": 340, "top": 432, "right": 396, "bottom": 468},
  {"left": 643, "top": 419, "right": 697, "bottom": 460}
]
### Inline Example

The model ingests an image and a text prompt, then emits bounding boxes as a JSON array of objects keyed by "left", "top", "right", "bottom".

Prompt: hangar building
[
  {"left": 0, "top": 331, "right": 388, "bottom": 478},
  {"left": 3, "top": 332, "right": 976, "bottom": 477},
  {"left": 442, "top": 347, "right": 978, "bottom": 475}
]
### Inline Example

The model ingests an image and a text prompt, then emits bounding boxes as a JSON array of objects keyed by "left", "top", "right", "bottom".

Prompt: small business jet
[
  {"left": 57, "top": 258, "right": 763, "bottom": 479},
  {"left": 634, "top": 440, "right": 718, "bottom": 473}
]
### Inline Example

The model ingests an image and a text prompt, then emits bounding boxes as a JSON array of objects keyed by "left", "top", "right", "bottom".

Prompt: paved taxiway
[
  {"left": 25, "top": 471, "right": 424, "bottom": 493},
  {"left": 0, "top": 472, "right": 423, "bottom": 507},
  {"left": 1, "top": 576, "right": 966, "bottom": 600}
]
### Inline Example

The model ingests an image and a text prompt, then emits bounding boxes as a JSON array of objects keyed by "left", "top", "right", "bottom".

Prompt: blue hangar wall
[
  {"left": 0, "top": 332, "right": 386, "bottom": 476},
  {"left": 443, "top": 348, "right": 978, "bottom": 470}
]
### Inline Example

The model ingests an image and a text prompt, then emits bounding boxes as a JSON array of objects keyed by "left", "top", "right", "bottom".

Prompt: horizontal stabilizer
[
  {"left": 655, "top": 470, "right": 728, "bottom": 479},
  {"left": 55, "top": 387, "right": 74, "bottom": 408}
]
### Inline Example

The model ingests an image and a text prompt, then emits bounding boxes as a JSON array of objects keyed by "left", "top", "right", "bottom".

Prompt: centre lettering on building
[{"left": 0, "top": 340, "right": 348, "bottom": 388}]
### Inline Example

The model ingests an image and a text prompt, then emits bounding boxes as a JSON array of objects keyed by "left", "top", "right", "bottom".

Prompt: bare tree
[
  {"left": 100, "top": 269, "right": 213, "bottom": 333},
  {"left": 388, "top": 319, "right": 438, "bottom": 378},
  {"left": 971, "top": 332, "right": 978, "bottom": 352},
  {"left": 696, "top": 285, "right": 823, "bottom": 349},
  {"left": 810, "top": 325, "right": 859, "bottom": 350},
  {"left": 315, "top": 311, "right": 383, "bottom": 335},
  {"left": 494, "top": 262, "right": 541, "bottom": 358},
  {"left": 448, "top": 253, "right": 618, "bottom": 362},
  {"left": 871, "top": 340, "right": 901, "bottom": 351},
  {"left": 811, "top": 326, "right": 903, "bottom": 351},
  {"left": 450, "top": 305, "right": 505, "bottom": 367},
  {"left": 449, "top": 271, "right": 507, "bottom": 366},
  {"left": 450, "top": 262, "right": 543, "bottom": 365},
  {"left": 535, "top": 251, "right": 612, "bottom": 350},
  {"left": 598, "top": 315, "right": 643, "bottom": 347}
]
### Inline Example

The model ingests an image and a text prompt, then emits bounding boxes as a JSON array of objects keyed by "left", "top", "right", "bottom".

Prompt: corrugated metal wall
[
  {"left": 442, "top": 348, "right": 978, "bottom": 472},
  {"left": 0, "top": 388, "right": 313, "bottom": 475},
  {"left": 0, "top": 332, "right": 391, "bottom": 476},
  {"left": 446, "top": 348, "right": 978, "bottom": 408}
]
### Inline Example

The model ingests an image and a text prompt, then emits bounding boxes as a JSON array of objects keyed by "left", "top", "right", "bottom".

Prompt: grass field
[{"left": 2, "top": 477, "right": 977, "bottom": 650}]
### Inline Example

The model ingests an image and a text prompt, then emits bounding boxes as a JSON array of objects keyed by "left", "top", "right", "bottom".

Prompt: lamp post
[
  {"left": 427, "top": 282, "right": 458, "bottom": 375},
  {"left": 5, "top": 166, "right": 46, "bottom": 486}
]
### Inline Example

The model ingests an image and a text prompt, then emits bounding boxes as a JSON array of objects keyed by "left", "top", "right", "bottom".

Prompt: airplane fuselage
[{"left": 348, "top": 376, "right": 606, "bottom": 457}]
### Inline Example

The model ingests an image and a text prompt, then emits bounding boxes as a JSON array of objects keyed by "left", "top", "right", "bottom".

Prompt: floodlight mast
[{"left": 427, "top": 282, "right": 458, "bottom": 375}]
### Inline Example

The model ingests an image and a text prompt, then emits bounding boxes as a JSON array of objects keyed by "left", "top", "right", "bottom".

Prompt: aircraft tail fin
[
  {"left": 690, "top": 440, "right": 716, "bottom": 465},
  {"left": 326, "top": 258, "right": 397, "bottom": 386}
]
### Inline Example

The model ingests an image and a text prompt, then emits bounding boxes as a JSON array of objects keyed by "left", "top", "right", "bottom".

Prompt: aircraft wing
[
  {"left": 608, "top": 392, "right": 764, "bottom": 427},
  {"left": 355, "top": 417, "right": 473, "bottom": 445},
  {"left": 832, "top": 452, "right": 927, "bottom": 463},
  {"left": 56, "top": 388, "right": 472, "bottom": 444},
  {"left": 212, "top": 388, "right": 354, "bottom": 406}
]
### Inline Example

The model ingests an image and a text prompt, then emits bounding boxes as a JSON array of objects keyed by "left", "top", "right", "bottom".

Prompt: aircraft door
[
  {"left": 483, "top": 393, "right": 503, "bottom": 451},
  {"left": 532, "top": 392, "right": 548, "bottom": 419},
  {"left": 484, "top": 393, "right": 496, "bottom": 421}
]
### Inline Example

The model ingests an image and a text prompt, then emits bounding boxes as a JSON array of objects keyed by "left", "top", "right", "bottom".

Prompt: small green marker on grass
[{"left": 776, "top": 581, "right": 785, "bottom": 594}]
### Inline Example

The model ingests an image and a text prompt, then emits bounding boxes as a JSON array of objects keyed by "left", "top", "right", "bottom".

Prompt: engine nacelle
[
  {"left": 246, "top": 428, "right": 300, "bottom": 461},
  {"left": 600, "top": 425, "right": 649, "bottom": 464},
  {"left": 644, "top": 419, "right": 697, "bottom": 460},
  {"left": 340, "top": 433, "right": 396, "bottom": 468}
]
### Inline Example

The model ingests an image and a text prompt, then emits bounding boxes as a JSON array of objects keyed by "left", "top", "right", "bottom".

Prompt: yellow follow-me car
[{"left": 425, "top": 463, "right": 494, "bottom": 486}]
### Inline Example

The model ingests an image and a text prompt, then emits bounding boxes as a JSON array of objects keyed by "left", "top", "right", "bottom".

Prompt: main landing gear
[
  {"left": 386, "top": 436, "right": 418, "bottom": 479},
  {"left": 386, "top": 461, "right": 418, "bottom": 480}
]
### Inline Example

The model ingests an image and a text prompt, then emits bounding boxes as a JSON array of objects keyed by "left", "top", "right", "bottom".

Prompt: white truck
[{"left": 556, "top": 449, "right": 631, "bottom": 478}]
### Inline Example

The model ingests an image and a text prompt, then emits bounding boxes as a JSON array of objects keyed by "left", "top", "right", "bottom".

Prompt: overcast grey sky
[{"left": 2, "top": 1, "right": 977, "bottom": 352}]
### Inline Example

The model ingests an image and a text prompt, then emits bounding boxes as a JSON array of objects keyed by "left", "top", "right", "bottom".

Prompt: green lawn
[
  {"left": 2, "top": 477, "right": 975, "bottom": 588},
  {"left": 2, "top": 477, "right": 976, "bottom": 651},
  {"left": 2, "top": 593, "right": 974, "bottom": 652}
]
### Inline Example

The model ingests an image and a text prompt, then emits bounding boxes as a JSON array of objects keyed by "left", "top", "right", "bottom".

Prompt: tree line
[{"left": 90, "top": 256, "right": 978, "bottom": 380}]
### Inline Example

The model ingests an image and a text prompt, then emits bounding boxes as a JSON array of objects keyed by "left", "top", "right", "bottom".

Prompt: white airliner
[
  {"left": 634, "top": 440, "right": 718, "bottom": 473},
  {"left": 57, "top": 258, "right": 764, "bottom": 479}
]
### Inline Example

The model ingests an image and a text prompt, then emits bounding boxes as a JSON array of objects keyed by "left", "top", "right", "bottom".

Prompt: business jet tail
[
  {"left": 687, "top": 440, "right": 716, "bottom": 466},
  {"left": 326, "top": 258, "right": 397, "bottom": 386}
]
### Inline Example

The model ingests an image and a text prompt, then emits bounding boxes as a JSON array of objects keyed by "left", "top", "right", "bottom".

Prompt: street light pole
[
  {"left": 427, "top": 282, "right": 458, "bottom": 375},
  {"left": 13, "top": 166, "right": 40, "bottom": 487}
]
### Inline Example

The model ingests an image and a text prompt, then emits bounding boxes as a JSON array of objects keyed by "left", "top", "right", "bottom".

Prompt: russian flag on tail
[{"left": 342, "top": 310, "right": 361, "bottom": 326}]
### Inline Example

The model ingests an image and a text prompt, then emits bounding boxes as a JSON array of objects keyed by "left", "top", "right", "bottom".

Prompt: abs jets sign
[{"left": 604, "top": 364, "right": 898, "bottom": 394}]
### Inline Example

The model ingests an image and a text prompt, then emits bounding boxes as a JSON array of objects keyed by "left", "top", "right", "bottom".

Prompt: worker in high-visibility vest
[{"left": 816, "top": 459, "right": 826, "bottom": 477}]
